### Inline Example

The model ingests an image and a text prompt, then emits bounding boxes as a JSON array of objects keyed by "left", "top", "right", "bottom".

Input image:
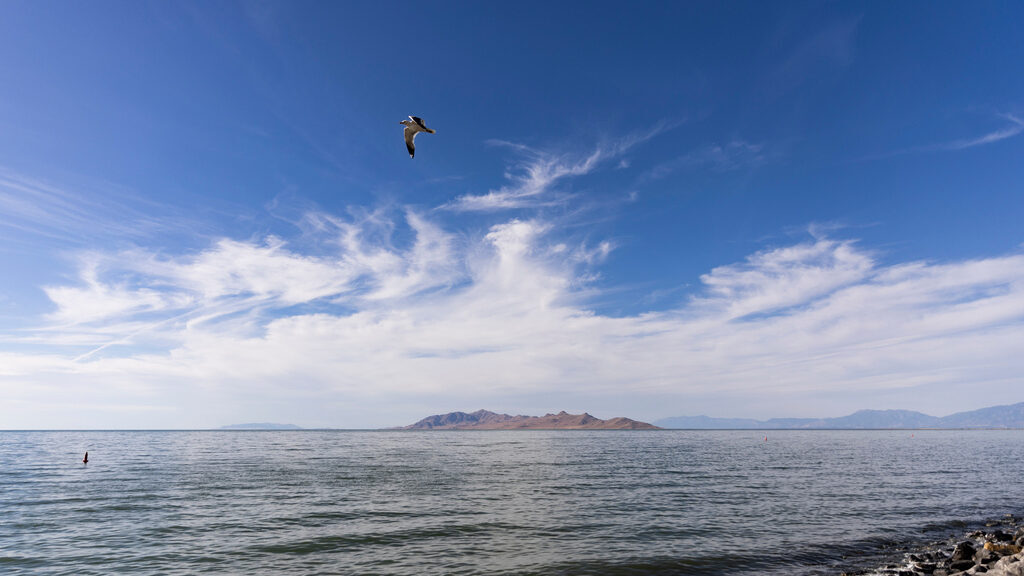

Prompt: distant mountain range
[
  {"left": 655, "top": 402, "right": 1024, "bottom": 429},
  {"left": 218, "top": 423, "right": 303, "bottom": 430},
  {"left": 401, "top": 410, "right": 659, "bottom": 430}
]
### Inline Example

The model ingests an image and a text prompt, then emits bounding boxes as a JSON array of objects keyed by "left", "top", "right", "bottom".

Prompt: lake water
[{"left": 1, "top": 430, "right": 1022, "bottom": 575}]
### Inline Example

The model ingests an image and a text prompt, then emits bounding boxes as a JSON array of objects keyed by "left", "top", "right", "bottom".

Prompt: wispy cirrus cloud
[
  {"left": 641, "top": 139, "right": 771, "bottom": 182},
  {"left": 867, "top": 113, "right": 1024, "bottom": 160},
  {"left": 444, "top": 121, "right": 675, "bottom": 212},
  {"left": 761, "top": 16, "right": 861, "bottom": 98},
  {"left": 934, "top": 113, "right": 1024, "bottom": 151},
  {"left": 443, "top": 142, "right": 601, "bottom": 212},
  {"left": 0, "top": 168, "right": 187, "bottom": 247}
]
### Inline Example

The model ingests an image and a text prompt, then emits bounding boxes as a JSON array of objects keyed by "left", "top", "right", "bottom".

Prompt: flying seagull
[{"left": 399, "top": 116, "right": 435, "bottom": 158}]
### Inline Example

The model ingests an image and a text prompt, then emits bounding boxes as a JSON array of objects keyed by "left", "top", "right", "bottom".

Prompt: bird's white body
[{"left": 399, "top": 116, "right": 435, "bottom": 158}]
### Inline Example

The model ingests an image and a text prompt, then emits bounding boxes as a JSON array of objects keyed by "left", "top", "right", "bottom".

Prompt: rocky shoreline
[{"left": 845, "top": 515, "right": 1024, "bottom": 576}]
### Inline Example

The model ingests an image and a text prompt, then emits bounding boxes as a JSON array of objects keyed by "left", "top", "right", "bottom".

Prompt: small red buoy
[{"left": 82, "top": 452, "right": 88, "bottom": 464}]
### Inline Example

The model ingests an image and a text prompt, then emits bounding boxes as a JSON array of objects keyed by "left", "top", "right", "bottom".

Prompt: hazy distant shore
[
  {"left": 218, "top": 423, "right": 303, "bottom": 430},
  {"left": 657, "top": 402, "right": 1024, "bottom": 430}
]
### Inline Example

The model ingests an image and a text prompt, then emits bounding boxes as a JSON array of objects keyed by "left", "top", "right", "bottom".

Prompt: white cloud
[
  {"left": 3, "top": 210, "right": 1024, "bottom": 428},
  {"left": 873, "top": 113, "right": 1024, "bottom": 159},
  {"left": 694, "top": 239, "right": 874, "bottom": 319},
  {"left": 44, "top": 256, "right": 188, "bottom": 325},
  {"left": 443, "top": 143, "right": 600, "bottom": 211},
  {"left": 939, "top": 113, "right": 1024, "bottom": 150},
  {"left": 445, "top": 122, "right": 673, "bottom": 212}
]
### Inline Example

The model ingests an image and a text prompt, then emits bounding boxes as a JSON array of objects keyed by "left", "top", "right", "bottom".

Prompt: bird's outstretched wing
[
  {"left": 404, "top": 126, "right": 417, "bottom": 158},
  {"left": 410, "top": 116, "right": 427, "bottom": 130}
]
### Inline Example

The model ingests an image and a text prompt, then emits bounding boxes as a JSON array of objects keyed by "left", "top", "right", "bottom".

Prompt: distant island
[
  {"left": 218, "top": 423, "right": 303, "bottom": 430},
  {"left": 400, "top": 410, "right": 659, "bottom": 430},
  {"left": 656, "top": 401, "right": 1024, "bottom": 429}
]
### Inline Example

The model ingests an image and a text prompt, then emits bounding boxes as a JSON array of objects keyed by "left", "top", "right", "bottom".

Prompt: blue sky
[{"left": 1, "top": 1, "right": 1023, "bottom": 428}]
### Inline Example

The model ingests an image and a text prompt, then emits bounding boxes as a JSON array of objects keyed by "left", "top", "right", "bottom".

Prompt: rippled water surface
[{"left": 2, "top": 430, "right": 1023, "bottom": 575}]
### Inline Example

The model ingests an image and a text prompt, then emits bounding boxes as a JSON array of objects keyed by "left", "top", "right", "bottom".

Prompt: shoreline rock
[{"left": 844, "top": 515, "right": 1024, "bottom": 576}]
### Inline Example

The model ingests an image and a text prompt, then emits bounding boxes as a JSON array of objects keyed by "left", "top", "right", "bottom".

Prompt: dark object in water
[{"left": 82, "top": 452, "right": 88, "bottom": 464}]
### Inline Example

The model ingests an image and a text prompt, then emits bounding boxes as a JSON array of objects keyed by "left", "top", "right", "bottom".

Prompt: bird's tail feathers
[{"left": 426, "top": 128, "right": 436, "bottom": 134}]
